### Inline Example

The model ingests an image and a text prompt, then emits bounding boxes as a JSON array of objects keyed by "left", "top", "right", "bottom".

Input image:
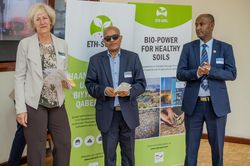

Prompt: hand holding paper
[
  {"left": 114, "top": 82, "right": 131, "bottom": 97},
  {"left": 44, "top": 69, "right": 75, "bottom": 89},
  {"left": 62, "top": 79, "right": 76, "bottom": 89}
]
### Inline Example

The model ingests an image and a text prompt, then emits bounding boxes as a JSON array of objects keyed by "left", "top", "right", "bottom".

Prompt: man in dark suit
[
  {"left": 85, "top": 26, "right": 146, "bottom": 166},
  {"left": 177, "top": 14, "right": 237, "bottom": 166}
]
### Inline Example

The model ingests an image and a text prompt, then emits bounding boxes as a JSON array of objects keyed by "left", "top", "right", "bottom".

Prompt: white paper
[
  {"left": 114, "top": 82, "right": 131, "bottom": 92},
  {"left": 44, "top": 69, "right": 67, "bottom": 85}
]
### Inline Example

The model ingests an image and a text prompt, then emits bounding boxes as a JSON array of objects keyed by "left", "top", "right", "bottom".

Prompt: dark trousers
[
  {"left": 101, "top": 111, "right": 135, "bottom": 166},
  {"left": 24, "top": 104, "right": 71, "bottom": 166},
  {"left": 184, "top": 100, "right": 227, "bottom": 166},
  {"left": 8, "top": 123, "right": 26, "bottom": 166}
]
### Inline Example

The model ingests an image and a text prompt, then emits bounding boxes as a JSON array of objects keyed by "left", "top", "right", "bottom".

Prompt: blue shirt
[
  {"left": 107, "top": 50, "right": 120, "bottom": 107},
  {"left": 198, "top": 39, "right": 213, "bottom": 97}
]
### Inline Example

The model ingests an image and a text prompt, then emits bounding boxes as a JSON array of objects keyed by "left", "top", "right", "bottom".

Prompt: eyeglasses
[{"left": 104, "top": 34, "right": 120, "bottom": 42}]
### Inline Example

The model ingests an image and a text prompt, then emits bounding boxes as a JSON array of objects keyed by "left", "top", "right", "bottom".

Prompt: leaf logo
[
  {"left": 156, "top": 7, "right": 167, "bottom": 17},
  {"left": 90, "top": 15, "right": 112, "bottom": 36}
]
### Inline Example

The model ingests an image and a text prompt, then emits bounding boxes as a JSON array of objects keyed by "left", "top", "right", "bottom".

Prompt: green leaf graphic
[{"left": 90, "top": 15, "right": 112, "bottom": 35}]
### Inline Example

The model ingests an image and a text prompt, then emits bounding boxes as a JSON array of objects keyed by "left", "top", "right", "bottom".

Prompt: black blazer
[
  {"left": 177, "top": 39, "right": 237, "bottom": 117},
  {"left": 85, "top": 49, "right": 146, "bottom": 132}
]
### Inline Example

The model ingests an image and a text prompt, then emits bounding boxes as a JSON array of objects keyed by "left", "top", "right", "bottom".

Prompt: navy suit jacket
[
  {"left": 177, "top": 39, "right": 237, "bottom": 117},
  {"left": 85, "top": 49, "right": 146, "bottom": 132}
]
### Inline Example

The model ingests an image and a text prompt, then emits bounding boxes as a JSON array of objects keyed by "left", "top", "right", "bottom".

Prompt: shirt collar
[
  {"left": 200, "top": 38, "right": 213, "bottom": 49},
  {"left": 107, "top": 49, "right": 121, "bottom": 58}
]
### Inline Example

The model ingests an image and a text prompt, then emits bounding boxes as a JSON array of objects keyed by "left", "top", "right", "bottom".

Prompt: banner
[
  {"left": 131, "top": 3, "right": 192, "bottom": 166},
  {"left": 65, "top": 1, "right": 135, "bottom": 166},
  {"left": 65, "top": 1, "right": 192, "bottom": 166}
]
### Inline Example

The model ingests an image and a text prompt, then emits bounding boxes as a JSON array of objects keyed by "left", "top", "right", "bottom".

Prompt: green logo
[
  {"left": 156, "top": 7, "right": 167, "bottom": 17},
  {"left": 90, "top": 15, "right": 112, "bottom": 36}
]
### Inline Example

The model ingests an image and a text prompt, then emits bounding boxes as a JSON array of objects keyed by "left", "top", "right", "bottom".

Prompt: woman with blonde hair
[{"left": 15, "top": 3, "right": 71, "bottom": 166}]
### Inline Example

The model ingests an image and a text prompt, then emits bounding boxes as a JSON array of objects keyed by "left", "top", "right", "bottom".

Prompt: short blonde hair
[{"left": 27, "top": 3, "right": 56, "bottom": 31}]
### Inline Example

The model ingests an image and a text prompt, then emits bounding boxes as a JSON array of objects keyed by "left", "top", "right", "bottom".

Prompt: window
[
  {"left": 0, "top": 0, "right": 99, "bottom": 71},
  {"left": 0, "top": 0, "right": 48, "bottom": 40},
  {"left": 0, "top": 0, "right": 51, "bottom": 71}
]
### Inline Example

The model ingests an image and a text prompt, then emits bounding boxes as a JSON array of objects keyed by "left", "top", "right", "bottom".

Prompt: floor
[
  {"left": 22, "top": 139, "right": 250, "bottom": 166},
  {"left": 198, "top": 139, "right": 250, "bottom": 166}
]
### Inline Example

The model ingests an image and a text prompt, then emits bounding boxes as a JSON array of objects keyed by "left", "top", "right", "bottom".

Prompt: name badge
[
  {"left": 124, "top": 71, "right": 132, "bottom": 78},
  {"left": 216, "top": 58, "right": 224, "bottom": 64},
  {"left": 58, "top": 51, "right": 65, "bottom": 56},
  {"left": 58, "top": 51, "right": 66, "bottom": 59}
]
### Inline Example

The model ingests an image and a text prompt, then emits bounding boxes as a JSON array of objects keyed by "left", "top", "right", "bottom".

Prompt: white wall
[
  {"left": 1, "top": 0, "right": 249, "bottom": 163},
  {"left": 0, "top": 71, "right": 17, "bottom": 163}
]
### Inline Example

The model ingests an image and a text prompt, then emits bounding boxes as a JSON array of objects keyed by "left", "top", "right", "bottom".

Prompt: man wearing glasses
[{"left": 85, "top": 26, "right": 146, "bottom": 166}]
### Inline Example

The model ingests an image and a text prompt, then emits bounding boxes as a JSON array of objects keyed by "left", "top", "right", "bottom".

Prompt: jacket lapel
[
  {"left": 211, "top": 39, "right": 219, "bottom": 66},
  {"left": 119, "top": 49, "right": 126, "bottom": 84},
  {"left": 29, "top": 34, "right": 43, "bottom": 78},
  {"left": 193, "top": 40, "right": 201, "bottom": 67},
  {"left": 52, "top": 34, "right": 64, "bottom": 71},
  {"left": 102, "top": 51, "right": 113, "bottom": 86}
]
